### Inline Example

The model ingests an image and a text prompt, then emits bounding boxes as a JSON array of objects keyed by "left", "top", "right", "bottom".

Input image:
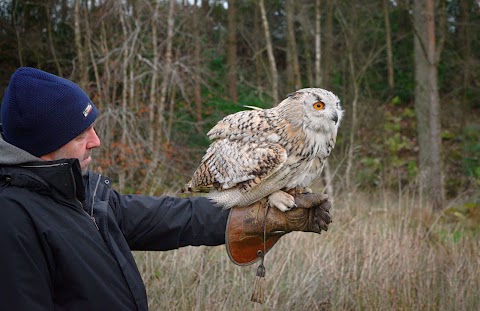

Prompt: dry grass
[{"left": 134, "top": 192, "right": 480, "bottom": 311}]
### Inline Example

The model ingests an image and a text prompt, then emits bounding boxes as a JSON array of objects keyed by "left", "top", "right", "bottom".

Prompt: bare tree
[
  {"left": 118, "top": 2, "right": 130, "bottom": 190},
  {"left": 84, "top": 7, "right": 103, "bottom": 109},
  {"left": 140, "top": 0, "right": 175, "bottom": 190},
  {"left": 259, "top": 0, "right": 279, "bottom": 103},
  {"left": 296, "top": 3, "right": 314, "bottom": 87},
  {"left": 99, "top": 21, "right": 113, "bottom": 106},
  {"left": 343, "top": 45, "right": 359, "bottom": 194},
  {"left": 322, "top": 0, "right": 335, "bottom": 89},
  {"left": 337, "top": 3, "right": 388, "bottom": 193},
  {"left": 158, "top": 0, "right": 175, "bottom": 143},
  {"left": 227, "top": 0, "right": 238, "bottom": 102},
  {"left": 253, "top": 5, "right": 264, "bottom": 91},
  {"left": 193, "top": 0, "right": 204, "bottom": 129},
  {"left": 45, "top": 3, "right": 62, "bottom": 76},
  {"left": 383, "top": 0, "right": 394, "bottom": 93},
  {"left": 12, "top": 0, "right": 24, "bottom": 66},
  {"left": 313, "top": 0, "right": 334, "bottom": 200},
  {"left": 74, "top": 0, "right": 87, "bottom": 89},
  {"left": 315, "top": 0, "right": 322, "bottom": 87},
  {"left": 148, "top": 0, "right": 160, "bottom": 148},
  {"left": 413, "top": 0, "right": 444, "bottom": 210},
  {"left": 286, "top": 0, "right": 301, "bottom": 90},
  {"left": 458, "top": 0, "right": 474, "bottom": 104}
]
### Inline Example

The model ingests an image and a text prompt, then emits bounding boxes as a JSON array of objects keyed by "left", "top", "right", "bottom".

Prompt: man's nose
[{"left": 87, "top": 128, "right": 101, "bottom": 149}]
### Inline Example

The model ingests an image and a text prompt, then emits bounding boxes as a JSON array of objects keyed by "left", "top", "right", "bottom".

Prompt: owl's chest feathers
[
  {"left": 273, "top": 122, "right": 333, "bottom": 162},
  {"left": 248, "top": 122, "right": 331, "bottom": 189}
]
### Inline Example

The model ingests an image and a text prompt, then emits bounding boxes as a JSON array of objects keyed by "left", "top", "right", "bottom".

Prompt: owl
[{"left": 186, "top": 88, "right": 343, "bottom": 212}]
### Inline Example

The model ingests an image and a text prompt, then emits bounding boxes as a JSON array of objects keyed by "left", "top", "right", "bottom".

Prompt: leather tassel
[
  {"left": 251, "top": 207, "right": 269, "bottom": 304},
  {"left": 251, "top": 261, "right": 266, "bottom": 304}
]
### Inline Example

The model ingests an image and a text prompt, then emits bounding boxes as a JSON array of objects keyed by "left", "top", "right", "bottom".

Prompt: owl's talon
[{"left": 268, "top": 191, "right": 296, "bottom": 212}]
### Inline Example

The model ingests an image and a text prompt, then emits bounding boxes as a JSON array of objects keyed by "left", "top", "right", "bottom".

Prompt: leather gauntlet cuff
[{"left": 226, "top": 193, "right": 331, "bottom": 266}]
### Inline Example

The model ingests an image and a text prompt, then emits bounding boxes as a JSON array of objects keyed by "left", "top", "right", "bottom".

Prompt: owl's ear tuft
[{"left": 287, "top": 91, "right": 303, "bottom": 98}]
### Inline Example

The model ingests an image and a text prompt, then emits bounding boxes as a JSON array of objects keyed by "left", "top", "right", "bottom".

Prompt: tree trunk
[
  {"left": 166, "top": 85, "right": 177, "bottom": 145},
  {"left": 458, "top": 0, "right": 471, "bottom": 104},
  {"left": 100, "top": 21, "right": 113, "bottom": 105},
  {"left": 74, "top": 0, "right": 87, "bottom": 89},
  {"left": 227, "top": 0, "right": 238, "bottom": 102},
  {"left": 259, "top": 0, "right": 279, "bottom": 104},
  {"left": 286, "top": 0, "right": 301, "bottom": 91},
  {"left": 299, "top": 7, "right": 313, "bottom": 87},
  {"left": 141, "top": 0, "right": 175, "bottom": 190},
  {"left": 84, "top": 7, "right": 103, "bottom": 109},
  {"left": 45, "top": 3, "right": 62, "bottom": 76},
  {"left": 13, "top": 0, "right": 24, "bottom": 66},
  {"left": 314, "top": 0, "right": 322, "bottom": 87},
  {"left": 158, "top": 0, "right": 175, "bottom": 142},
  {"left": 118, "top": 3, "right": 129, "bottom": 191},
  {"left": 322, "top": 0, "right": 334, "bottom": 89},
  {"left": 313, "top": 0, "right": 333, "bottom": 200},
  {"left": 344, "top": 49, "right": 358, "bottom": 194},
  {"left": 149, "top": 0, "right": 160, "bottom": 148},
  {"left": 413, "top": 0, "right": 444, "bottom": 210},
  {"left": 254, "top": 5, "right": 263, "bottom": 91},
  {"left": 193, "top": 0, "right": 203, "bottom": 132},
  {"left": 383, "top": 0, "right": 394, "bottom": 93},
  {"left": 336, "top": 8, "right": 359, "bottom": 195}
]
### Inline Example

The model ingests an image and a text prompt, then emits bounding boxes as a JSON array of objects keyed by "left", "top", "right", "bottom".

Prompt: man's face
[{"left": 41, "top": 125, "right": 101, "bottom": 173}]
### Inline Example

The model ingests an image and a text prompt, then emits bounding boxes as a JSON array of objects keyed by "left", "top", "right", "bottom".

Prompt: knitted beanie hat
[{"left": 1, "top": 67, "right": 98, "bottom": 157}]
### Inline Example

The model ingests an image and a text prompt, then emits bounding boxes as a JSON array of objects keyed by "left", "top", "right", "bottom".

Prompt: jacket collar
[{"left": 1, "top": 158, "right": 86, "bottom": 206}]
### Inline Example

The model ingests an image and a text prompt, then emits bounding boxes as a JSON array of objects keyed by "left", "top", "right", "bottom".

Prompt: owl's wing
[
  {"left": 207, "top": 109, "right": 275, "bottom": 141},
  {"left": 187, "top": 139, "right": 287, "bottom": 192}
]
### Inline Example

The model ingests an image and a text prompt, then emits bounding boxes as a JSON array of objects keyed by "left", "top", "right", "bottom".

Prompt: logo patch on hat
[{"left": 83, "top": 103, "right": 93, "bottom": 117}]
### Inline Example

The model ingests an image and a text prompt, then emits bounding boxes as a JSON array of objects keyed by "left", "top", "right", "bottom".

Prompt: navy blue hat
[{"left": 1, "top": 67, "right": 98, "bottom": 157}]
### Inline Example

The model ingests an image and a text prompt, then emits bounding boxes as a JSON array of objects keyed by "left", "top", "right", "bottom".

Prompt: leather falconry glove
[{"left": 226, "top": 193, "right": 332, "bottom": 266}]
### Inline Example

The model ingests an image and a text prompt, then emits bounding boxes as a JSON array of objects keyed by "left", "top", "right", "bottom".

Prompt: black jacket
[{"left": 0, "top": 137, "right": 229, "bottom": 310}]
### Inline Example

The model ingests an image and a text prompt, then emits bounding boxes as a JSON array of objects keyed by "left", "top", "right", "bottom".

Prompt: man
[{"left": 0, "top": 67, "right": 331, "bottom": 310}]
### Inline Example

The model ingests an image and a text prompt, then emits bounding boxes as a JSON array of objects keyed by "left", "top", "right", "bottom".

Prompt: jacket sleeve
[
  {"left": 0, "top": 197, "right": 54, "bottom": 310},
  {"left": 108, "top": 191, "right": 230, "bottom": 251}
]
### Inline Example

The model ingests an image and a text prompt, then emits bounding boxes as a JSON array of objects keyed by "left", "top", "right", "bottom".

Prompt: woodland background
[{"left": 1, "top": 1, "right": 479, "bottom": 310}]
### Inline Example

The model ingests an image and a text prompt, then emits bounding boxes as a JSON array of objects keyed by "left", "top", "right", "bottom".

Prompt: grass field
[{"left": 134, "top": 191, "right": 480, "bottom": 311}]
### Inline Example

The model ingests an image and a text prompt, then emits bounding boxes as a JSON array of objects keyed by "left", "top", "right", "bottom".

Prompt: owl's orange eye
[{"left": 313, "top": 102, "right": 325, "bottom": 110}]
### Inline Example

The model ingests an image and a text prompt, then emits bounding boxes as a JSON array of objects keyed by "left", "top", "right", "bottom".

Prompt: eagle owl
[{"left": 186, "top": 88, "right": 343, "bottom": 212}]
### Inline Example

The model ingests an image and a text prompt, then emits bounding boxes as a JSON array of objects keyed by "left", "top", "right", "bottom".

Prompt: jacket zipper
[
  {"left": 86, "top": 209, "right": 99, "bottom": 230},
  {"left": 69, "top": 167, "right": 100, "bottom": 231},
  {"left": 83, "top": 205, "right": 99, "bottom": 230},
  {"left": 89, "top": 175, "right": 103, "bottom": 231}
]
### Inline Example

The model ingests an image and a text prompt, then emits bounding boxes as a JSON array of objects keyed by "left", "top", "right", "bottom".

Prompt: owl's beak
[{"left": 331, "top": 111, "right": 339, "bottom": 124}]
